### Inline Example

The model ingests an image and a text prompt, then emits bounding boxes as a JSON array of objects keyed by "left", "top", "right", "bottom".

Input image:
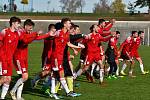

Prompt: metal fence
[{"left": 0, "top": 19, "right": 150, "bottom": 46}]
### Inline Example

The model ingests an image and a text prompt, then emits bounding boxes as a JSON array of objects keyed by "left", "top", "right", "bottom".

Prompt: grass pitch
[{"left": 7, "top": 42, "right": 150, "bottom": 100}]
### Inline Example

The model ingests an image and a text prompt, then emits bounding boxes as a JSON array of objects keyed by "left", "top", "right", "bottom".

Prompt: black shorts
[{"left": 120, "top": 53, "right": 130, "bottom": 60}]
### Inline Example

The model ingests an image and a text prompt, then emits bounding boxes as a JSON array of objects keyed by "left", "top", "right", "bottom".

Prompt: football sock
[
  {"left": 99, "top": 69, "right": 104, "bottom": 83},
  {"left": 140, "top": 64, "right": 144, "bottom": 73},
  {"left": 60, "top": 78, "right": 70, "bottom": 93},
  {"left": 51, "top": 77, "right": 56, "bottom": 94},
  {"left": 66, "top": 76, "right": 73, "bottom": 91},
  {"left": 17, "top": 83, "right": 24, "bottom": 99},
  {"left": 55, "top": 81, "right": 61, "bottom": 93},
  {"left": 12, "top": 78, "right": 24, "bottom": 92},
  {"left": 121, "top": 63, "right": 127, "bottom": 72},
  {"left": 1, "top": 84, "right": 9, "bottom": 99}
]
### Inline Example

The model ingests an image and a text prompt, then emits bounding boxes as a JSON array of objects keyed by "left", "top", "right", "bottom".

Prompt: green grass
[{"left": 8, "top": 42, "right": 150, "bottom": 100}]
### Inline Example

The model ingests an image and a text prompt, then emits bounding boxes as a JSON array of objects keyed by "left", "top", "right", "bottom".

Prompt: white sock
[
  {"left": 140, "top": 64, "right": 144, "bottom": 73},
  {"left": 99, "top": 69, "right": 104, "bottom": 83},
  {"left": 107, "top": 66, "right": 110, "bottom": 72},
  {"left": 96, "top": 65, "right": 100, "bottom": 71},
  {"left": 76, "top": 69, "right": 82, "bottom": 76},
  {"left": 12, "top": 78, "right": 24, "bottom": 92},
  {"left": 60, "top": 78, "right": 70, "bottom": 93},
  {"left": 91, "top": 63, "right": 96, "bottom": 76},
  {"left": 116, "top": 66, "right": 119, "bottom": 76},
  {"left": 51, "top": 78, "right": 56, "bottom": 94},
  {"left": 1, "top": 84, "right": 10, "bottom": 99},
  {"left": 121, "top": 63, "right": 127, "bottom": 72},
  {"left": 17, "top": 83, "right": 24, "bottom": 99},
  {"left": 129, "top": 70, "right": 133, "bottom": 74}
]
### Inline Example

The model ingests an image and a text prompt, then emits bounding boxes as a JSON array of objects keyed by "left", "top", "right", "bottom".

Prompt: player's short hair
[
  {"left": 48, "top": 24, "right": 55, "bottom": 31},
  {"left": 24, "top": 19, "right": 35, "bottom": 27},
  {"left": 98, "top": 19, "right": 105, "bottom": 25},
  {"left": 61, "top": 18, "right": 71, "bottom": 25},
  {"left": 9, "top": 16, "right": 21, "bottom": 26},
  {"left": 138, "top": 31, "right": 144, "bottom": 36},
  {"left": 90, "top": 24, "right": 96, "bottom": 33},
  {"left": 131, "top": 31, "right": 137, "bottom": 36},
  {"left": 74, "top": 25, "right": 79, "bottom": 30},
  {"left": 55, "top": 22, "right": 64, "bottom": 30},
  {"left": 70, "top": 22, "right": 75, "bottom": 30},
  {"left": 116, "top": 31, "right": 120, "bottom": 34}
]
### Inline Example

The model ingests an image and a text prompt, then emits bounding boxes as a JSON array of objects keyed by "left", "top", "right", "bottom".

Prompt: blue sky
[{"left": 0, "top": 0, "right": 148, "bottom": 13}]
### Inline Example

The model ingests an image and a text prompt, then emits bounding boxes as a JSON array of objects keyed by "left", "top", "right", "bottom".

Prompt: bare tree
[
  {"left": 59, "top": 0, "right": 82, "bottom": 13},
  {"left": 76, "top": 0, "right": 86, "bottom": 13},
  {"left": 93, "top": 0, "right": 111, "bottom": 13}
]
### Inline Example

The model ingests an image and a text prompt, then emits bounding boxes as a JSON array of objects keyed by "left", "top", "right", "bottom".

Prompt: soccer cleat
[
  {"left": 111, "top": 75, "right": 118, "bottom": 79},
  {"left": 67, "top": 91, "right": 78, "bottom": 97},
  {"left": 10, "top": 91, "right": 17, "bottom": 100},
  {"left": 45, "top": 89, "right": 53, "bottom": 97},
  {"left": 107, "top": 75, "right": 112, "bottom": 80},
  {"left": 17, "top": 97, "right": 24, "bottom": 100},
  {"left": 142, "top": 70, "right": 149, "bottom": 75},
  {"left": 120, "top": 71, "right": 127, "bottom": 76},
  {"left": 129, "top": 73, "right": 136, "bottom": 78},
  {"left": 52, "top": 93, "right": 60, "bottom": 100},
  {"left": 99, "top": 81, "right": 107, "bottom": 87},
  {"left": 73, "top": 92, "right": 82, "bottom": 97}
]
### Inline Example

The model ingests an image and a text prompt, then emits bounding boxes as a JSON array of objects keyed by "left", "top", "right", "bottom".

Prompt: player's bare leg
[
  {"left": 97, "top": 60, "right": 105, "bottom": 85},
  {"left": 128, "top": 60, "right": 136, "bottom": 77},
  {"left": 120, "top": 60, "right": 127, "bottom": 76},
  {"left": 10, "top": 73, "right": 28, "bottom": 100}
]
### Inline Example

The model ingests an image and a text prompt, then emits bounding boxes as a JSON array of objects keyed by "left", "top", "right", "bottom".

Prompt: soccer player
[
  {"left": 119, "top": 31, "right": 138, "bottom": 77},
  {"left": 105, "top": 31, "right": 120, "bottom": 79},
  {"left": 128, "top": 31, "right": 148, "bottom": 75},
  {"left": 10, "top": 19, "right": 53, "bottom": 100},
  {"left": 74, "top": 24, "right": 112, "bottom": 85},
  {"left": 90, "top": 19, "right": 115, "bottom": 79},
  {"left": 0, "top": 16, "right": 21, "bottom": 100},
  {"left": 50, "top": 18, "right": 82, "bottom": 98},
  {"left": 41, "top": 24, "right": 56, "bottom": 68}
]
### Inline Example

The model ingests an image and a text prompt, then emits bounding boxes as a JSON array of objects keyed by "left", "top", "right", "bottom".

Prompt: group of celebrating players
[{"left": 0, "top": 16, "right": 148, "bottom": 100}]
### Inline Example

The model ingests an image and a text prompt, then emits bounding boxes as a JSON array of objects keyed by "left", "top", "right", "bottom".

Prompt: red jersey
[
  {"left": 53, "top": 30, "right": 69, "bottom": 60},
  {"left": 0, "top": 28, "right": 20, "bottom": 61},
  {"left": 130, "top": 37, "right": 141, "bottom": 51},
  {"left": 120, "top": 36, "right": 133, "bottom": 55},
  {"left": 13, "top": 31, "right": 37, "bottom": 60},
  {"left": 86, "top": 33, "right": 111, "bottom": 53},
  {"left": 14, "top": 30, "right": 50, "bottom": 61},
  {"left": 98, "top": 22, "right": 112, "bottom": 37},
  {"left": 130, "top": 37, "right": 141, "bottom": 58},
  {"left": 42, "top": 38, "right": 53, "bottom": 59}
]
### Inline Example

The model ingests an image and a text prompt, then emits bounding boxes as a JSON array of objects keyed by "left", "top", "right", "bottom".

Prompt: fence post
[
  {"left": 143, "top": 28, "right": 145, "bottom": 45},
  {"left": 148, "top": 27, "right": 150, "bottom": 46}
]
